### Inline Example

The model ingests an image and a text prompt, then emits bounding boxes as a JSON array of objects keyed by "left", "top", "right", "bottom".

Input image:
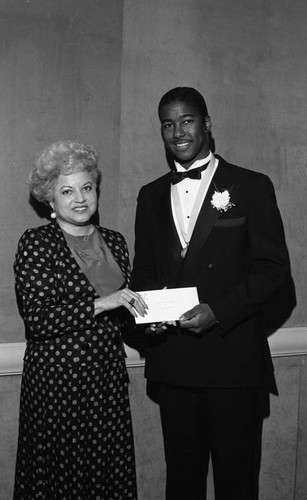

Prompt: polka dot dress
[{"left": 13, "top": 222, "right": 138, "bottom": 499}]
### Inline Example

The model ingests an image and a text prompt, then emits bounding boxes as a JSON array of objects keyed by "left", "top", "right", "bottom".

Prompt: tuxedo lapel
[
  {"left": 152, "top": 174, "right": 183, "bottom": 268},
  {"left": 150, "top": 159, "right": 235, "bottom": 277},
  {"left": 180, "top": 158, "right": 235, "bottom": 276}
]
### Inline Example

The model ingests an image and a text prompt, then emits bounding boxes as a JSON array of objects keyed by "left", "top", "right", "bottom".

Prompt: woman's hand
[
  {"left": 143, "top": 287, "right": 176, "bottom": 334},
  {"left": 94, "top": 288, "right": 148, "bottom": 318}
]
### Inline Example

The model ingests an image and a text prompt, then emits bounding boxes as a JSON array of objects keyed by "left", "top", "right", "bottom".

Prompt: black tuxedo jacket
[{"left": 132, "top": 155, "right": 290, "bottom": 388}]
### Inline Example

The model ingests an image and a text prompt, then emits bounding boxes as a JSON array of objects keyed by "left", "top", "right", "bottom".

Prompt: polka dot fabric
[{"left": 13, "top": 222, "right": 137, "bottom": 499}]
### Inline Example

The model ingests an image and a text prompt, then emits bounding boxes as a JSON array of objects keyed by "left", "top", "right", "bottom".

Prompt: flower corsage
[{"left": 211, "top": 188, "right": 235, "bottom": 212}]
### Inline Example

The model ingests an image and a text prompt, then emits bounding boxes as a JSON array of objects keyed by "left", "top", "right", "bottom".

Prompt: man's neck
[{"left": 174, "top": 151, "right": 212, "bottom": 172}]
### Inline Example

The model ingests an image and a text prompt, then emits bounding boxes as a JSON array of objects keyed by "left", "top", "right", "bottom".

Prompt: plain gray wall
[
  {"left": 0, "top": 0, "right": 306, "bottom": 347},
  {"left": 0, "top": 0, "right": 124, "bottom": 342}
]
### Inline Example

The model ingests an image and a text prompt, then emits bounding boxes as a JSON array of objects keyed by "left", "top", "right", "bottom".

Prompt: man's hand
[
  {"left": 145, "top": 321, "right": 177, "bottom": 335},
  {"left": 179, "top": 303, "right": 217, "bottom": 335}
]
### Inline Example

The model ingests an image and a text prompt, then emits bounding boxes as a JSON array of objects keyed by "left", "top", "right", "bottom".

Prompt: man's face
[{"left": 159, "top": 101, "right": 211, "bottom": 170}]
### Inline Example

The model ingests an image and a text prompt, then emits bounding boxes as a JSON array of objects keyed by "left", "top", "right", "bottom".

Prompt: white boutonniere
[{"left": 211, "top": 187, "right": 235, "bottom": 212}]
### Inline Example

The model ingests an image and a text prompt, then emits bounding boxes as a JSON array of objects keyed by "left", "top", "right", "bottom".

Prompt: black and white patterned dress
[{"left": 13, "top": 221, "right": 137, "bottom": 499}]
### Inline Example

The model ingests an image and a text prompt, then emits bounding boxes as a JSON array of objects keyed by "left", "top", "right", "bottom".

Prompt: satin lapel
[
  {"left": 180, "top": 159, "right": 235, "bottom": 275},
  {"left": 153, "top": 174, "right": 182, "bottom": 268}
]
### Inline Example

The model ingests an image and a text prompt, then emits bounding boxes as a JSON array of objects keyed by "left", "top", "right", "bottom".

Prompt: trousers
[{"left": 158, "top": 383, "right": 261, "bottom": 500}]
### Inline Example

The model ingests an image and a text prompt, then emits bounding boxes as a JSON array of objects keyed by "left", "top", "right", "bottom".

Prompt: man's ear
[{"left": 204, "top": 115, "right": 212, "bottom": 132}]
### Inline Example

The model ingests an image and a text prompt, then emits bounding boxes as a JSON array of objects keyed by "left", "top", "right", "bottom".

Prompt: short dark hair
[
  {"left": 158, "top": 87, "right": 209, "bottom": 121},
  {"left": 158, "top": 87, "right": 215, "bottom": 152}
]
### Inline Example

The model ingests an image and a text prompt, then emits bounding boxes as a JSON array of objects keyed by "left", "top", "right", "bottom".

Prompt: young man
[{"left": 132, "top": 87, "right": 289, "bottom": 500}]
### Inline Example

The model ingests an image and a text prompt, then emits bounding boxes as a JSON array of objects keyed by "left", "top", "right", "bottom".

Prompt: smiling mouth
[
  {"left": 73, "top": 206, "right": 88, "bottom": 212},
  {"left": 173, "top": 142, "right": 191, "bottom": 148}
]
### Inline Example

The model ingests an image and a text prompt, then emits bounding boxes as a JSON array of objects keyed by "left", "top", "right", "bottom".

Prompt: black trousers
[{"left": 158, "top": 383, "right": 261, "bottom": 500}]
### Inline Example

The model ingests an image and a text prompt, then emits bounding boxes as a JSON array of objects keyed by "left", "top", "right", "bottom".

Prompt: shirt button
[{"left": 208, "top": 263, "right": 215, "bottom": 270}]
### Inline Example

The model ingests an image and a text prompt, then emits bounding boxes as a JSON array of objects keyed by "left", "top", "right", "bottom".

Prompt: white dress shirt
[{"left": 171, "top": 152, "right": 219, "bottom": 254}]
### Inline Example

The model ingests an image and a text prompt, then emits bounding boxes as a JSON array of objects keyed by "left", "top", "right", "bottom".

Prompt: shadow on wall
[{"left": 29, "top": 195, "right": 50, "bottom": 219}]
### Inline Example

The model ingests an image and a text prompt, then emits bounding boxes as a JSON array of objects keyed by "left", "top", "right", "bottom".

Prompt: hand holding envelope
[
  {"left": 134, "top": 287, "right": 217, "bottom": 336},
  {"left": 134, "top": 287, "right": 199, "bottom": 324},
  {"left": 179, "top": 303, "right": 218, "bottom": 335}
]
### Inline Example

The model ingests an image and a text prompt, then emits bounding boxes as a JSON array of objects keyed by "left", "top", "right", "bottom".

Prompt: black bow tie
[{"left": 170, "top": 162, "right": 209, "bottom": 185}]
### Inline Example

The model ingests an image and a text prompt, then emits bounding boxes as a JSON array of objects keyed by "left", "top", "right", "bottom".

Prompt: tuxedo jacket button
[{"left": 208, "top": 263, "right": 215, "bottom": 269}]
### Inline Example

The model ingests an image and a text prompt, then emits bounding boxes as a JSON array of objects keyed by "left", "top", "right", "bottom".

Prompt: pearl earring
[{"left": 50, "top": 211, "right": 56, "bottom": 219}]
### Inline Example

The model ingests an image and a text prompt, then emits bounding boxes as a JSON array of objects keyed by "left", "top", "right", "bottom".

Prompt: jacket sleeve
[
  {"left": 209, "top": 174, "right": 290, "bottom": 334},
  {"left": 14, "top": 229, "right": 96, "bottom": 340}
]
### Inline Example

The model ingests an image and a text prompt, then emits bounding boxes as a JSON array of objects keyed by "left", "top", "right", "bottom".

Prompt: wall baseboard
[{"left": 0, "top": 327, "right": 306, "bottom": 376}]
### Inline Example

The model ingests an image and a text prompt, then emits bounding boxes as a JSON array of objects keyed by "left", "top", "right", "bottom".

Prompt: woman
[{"left": 14, "top": 140, "right": 147, "bottom": 499}]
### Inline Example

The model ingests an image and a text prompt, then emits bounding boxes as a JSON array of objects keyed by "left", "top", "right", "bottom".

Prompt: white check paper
[{"left": 135, "top": 287, "right": 199, "bottom": 324}]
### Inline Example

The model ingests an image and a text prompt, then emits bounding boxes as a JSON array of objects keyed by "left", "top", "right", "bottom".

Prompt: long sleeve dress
[{"left": 13, "top": 221, "right": 137, "bottom": 500}]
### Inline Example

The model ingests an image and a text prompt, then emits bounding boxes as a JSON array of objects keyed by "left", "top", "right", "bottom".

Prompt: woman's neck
[{"left": 56, "top": 219, "right": 94, "bottom": 237}]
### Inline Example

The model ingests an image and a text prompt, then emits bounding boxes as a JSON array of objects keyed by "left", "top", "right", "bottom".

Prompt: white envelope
[{"left": 135, "top": 287, "right": 199, "bottom": 324}]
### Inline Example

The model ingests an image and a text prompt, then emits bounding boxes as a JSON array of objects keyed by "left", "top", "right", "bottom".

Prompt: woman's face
[{"left": 50, "top": 171, "right": 97, "bottom": 231}]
